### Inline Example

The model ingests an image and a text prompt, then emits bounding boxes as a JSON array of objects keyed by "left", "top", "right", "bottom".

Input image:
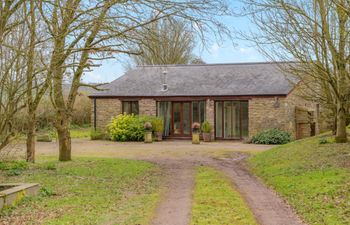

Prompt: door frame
[{"left": 171, "top": 101, "right": 192, "bottom": 137}]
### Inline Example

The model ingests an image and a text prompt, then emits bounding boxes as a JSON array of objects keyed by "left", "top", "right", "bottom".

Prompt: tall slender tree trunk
[
  {"left": 25, "top": 0, "right": 37, "bottom": 163},
  {"left": 57, "top": 123, "right": 71, "bottom": 161},
  {"left": 26, "top": 113, "right": 36, "bottom": 163},
  {"left": 335, "top": 101, "right": 348, "bottom": 143}
]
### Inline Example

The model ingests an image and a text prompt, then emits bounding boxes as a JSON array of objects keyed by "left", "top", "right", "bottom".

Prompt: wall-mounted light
[{"left": 273, "top": 97, "right": 280, "bottom": 108}]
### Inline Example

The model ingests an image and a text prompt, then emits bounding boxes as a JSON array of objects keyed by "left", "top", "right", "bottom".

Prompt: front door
[{"left": 172, "top": 102, "right": 191, "bottom": 136}]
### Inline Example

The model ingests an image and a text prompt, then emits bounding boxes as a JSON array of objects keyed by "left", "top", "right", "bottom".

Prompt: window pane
[
  {"left": 131, "top": 101, "right": 139, "bottom": 115},
  {"left": 123, "top": 102, "right": 130, "bottom": 114},
  {"left": 224, "top": 101, "right": 233, "bottom": 138},
  {"left": 193, "top": 101, "right": 206, "bottom": 124},
  {"left": 173, "top": 103, "right": 181, "bottom": 134},
  {"left": 199, "top": 101, "right": 206, "bottom": 124},
  {"left": 232, "top": 101, "right": 241, "bottom": 138},
  {"left": 215, "top": 102, "right": 222, "bottom": 138},
  {"left": 192, "top": 102, "right": 199, "bottom": 123},
  {"left": 183, "top": 103, "right": 191, "bottom": 135},
  {"left": 241, "top": 101, "right": 249, "bottom": 137},
  {"left": 157, "top": 102, "right": 171, "bottom": 136}
]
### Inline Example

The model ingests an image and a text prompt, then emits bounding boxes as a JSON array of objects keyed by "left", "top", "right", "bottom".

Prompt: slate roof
[{"left": 89, "top": 62, "right": 297, "bottom": 97}]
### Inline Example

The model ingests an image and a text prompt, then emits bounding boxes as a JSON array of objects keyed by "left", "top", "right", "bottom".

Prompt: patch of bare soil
[{"left": 146, "top": 159, "right": 195, "bottom": 225}]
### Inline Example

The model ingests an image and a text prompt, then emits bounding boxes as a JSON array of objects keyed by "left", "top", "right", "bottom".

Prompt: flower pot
[
  {"left": 202, "top": 133, "right": 211, "bottom": 142},
  {"left": 156, "top": 132, "right": 163, "bottom": 141},
  {"left": 192, "top": 132, "right": 200, "bottom": 144},
  {"left": 144, "top": 131, "right": 153, "bottom": 143}
]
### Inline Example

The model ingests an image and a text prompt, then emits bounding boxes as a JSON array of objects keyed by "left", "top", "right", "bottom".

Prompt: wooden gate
[{"left": 295, "top": 107, "right": 315, "bottom": 139}]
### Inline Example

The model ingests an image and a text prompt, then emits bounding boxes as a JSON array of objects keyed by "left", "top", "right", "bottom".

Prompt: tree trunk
[
  {"left": 333, "top": 109, "right": 337, "bottom": 135},
  {"left": 335, "top": 102, "right": 348, "bottom": 143},
  {"left": 26, "top": 115, "right": 36, "bottom": 163},
  {"left": 57, "top": 126, "right": 71, "bottom": 161}
]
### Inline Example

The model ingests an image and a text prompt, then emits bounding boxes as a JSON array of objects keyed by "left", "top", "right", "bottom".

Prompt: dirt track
[{"left": 142, "top": 155, "right": 305, "bottom": 225}]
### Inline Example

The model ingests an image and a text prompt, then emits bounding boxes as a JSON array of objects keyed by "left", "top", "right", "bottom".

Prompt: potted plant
[
  {"left": 192, "top": 122, "right": 200, "bottom": 144},
  {"left": 201, "top": 120, "right": 212, "bottom": 142},
  {"left": 144, "top": 122, "right": 153, "bottom": 143},
  {"left": 153, "top": 117, "right": 164, "bottom": 141}
]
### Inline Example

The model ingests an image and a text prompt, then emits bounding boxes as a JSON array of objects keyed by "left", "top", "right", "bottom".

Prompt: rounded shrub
[
  {"left": 107, "top": 114, "right": 158, "bottom": 141},
  {"left": 152, "top": 117, "right": 164, "bottom": 133},
  {"left": 251, "top": 129, "right": 291, "bottom": 145},
  {"left": 201, "top": 121, "right": 212, "bottom": 133}
]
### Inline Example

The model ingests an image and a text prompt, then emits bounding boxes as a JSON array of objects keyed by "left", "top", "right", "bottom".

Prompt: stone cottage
[{"left": 89, "top": 62, "right": 319, "bottom": 140}]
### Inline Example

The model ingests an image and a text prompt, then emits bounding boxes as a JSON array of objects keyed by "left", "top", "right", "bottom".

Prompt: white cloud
[
  {"left": 210, "top": 43, "right": 220, "bottom": 54},
  {"left": 237, "top": 47, "right": 255, "bottom": 54},
  {"left": 209, "top": 43, "right": 221, "bottom": 60},
  {"left": 238, "top": 47, "right": 248, "bottom": 53}
]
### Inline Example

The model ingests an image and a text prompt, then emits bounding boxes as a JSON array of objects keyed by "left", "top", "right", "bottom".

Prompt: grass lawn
[
  {"left": 69, "top": 126, "right": 91, "bottom": 138},
  {"left": 191, "top": 166, "right": 257, "bottom": 225},
  {"left": 0, "top": 157, "right": 161, "bottom": 224},
  {"left": 249, "top": 133, "right": 350, "bottom": 225}
]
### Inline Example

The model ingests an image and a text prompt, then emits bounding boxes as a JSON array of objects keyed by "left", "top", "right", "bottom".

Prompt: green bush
[
  {"left": 152, "top": 117, "right": 164, "bottom": 133},
  {"left": 45, "top": 162, "right": 57, "bottom": 170},
  {"left": 0, "top": 161, "right": 28, "bottom": 176},
  {"left": 201, "top": 121, "right": 212, "bottom": 133},
  {"left": 251, "top": 129, "right": 291, "bottom": 145},
  {"left": 319, "top": 138, "right": 329, "bottom": 145},
  {"left": 40, "top": 187, "right": 55, "bottom": 197},
  {"left": 107, "top": 114, "right": 157, "bottom": 141},
  {"left": 0, "top": 161, "right": 28, "bottom": 171}
]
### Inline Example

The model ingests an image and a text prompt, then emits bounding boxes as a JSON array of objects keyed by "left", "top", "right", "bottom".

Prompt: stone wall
[
  {"left": 139, "top": 99, "right": 157, "bottom": 116},
  {"left": 92, "top": 98, "right": 157, "bottom": 130},
  {"left": 205, "top": 98, "right": 215, "bottom": 139},
  {"left": 93, "top": 98, "right": 121, "bottom": 130},
  {"left": 248, "top": 97, "right": 293, "bottom": 137},
  {"left": 248, "top": 86, "right": 317, "bottom": 139}
]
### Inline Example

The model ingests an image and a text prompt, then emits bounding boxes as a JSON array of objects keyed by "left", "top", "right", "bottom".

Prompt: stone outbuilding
[{"left": 89, "top": 62, "right": 319, "bottom": 140}]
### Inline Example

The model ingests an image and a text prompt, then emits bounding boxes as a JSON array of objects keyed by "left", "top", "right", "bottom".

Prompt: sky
[{"left": 83, "top": 1, "right": 266, "bottom": 83}]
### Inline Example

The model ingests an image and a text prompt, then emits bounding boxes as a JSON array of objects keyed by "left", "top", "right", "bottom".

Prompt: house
[{"left": 89, "top": 62, "right": 319, "bottom": 140}]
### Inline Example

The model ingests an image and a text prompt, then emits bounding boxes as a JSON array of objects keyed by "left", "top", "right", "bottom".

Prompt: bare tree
[
  {"left": 0, "top": 0, "right": 26, "bottom": 43},
  {"left": 37, "top": 0, "right": 232, "bottom": 161},
  {"left": 0, "top": 0, "right": 27, "bottom": 152},
  {"left": 241, "top": 0, "right": 350, "bottom": 142},
  {"left": 131, "top": 18, "right": 198, "bottom": 65},
  {"left": 24, "top": 0, "right": 51, "bottom": 163}
]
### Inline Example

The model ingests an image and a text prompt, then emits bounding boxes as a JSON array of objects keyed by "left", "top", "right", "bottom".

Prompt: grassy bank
[
  {"left": 191, "top": 166, "right": 257, "bottom": 225},
  {"left": 249, "top": 133, "right": 350, "bottom": 225},
  {"left": 0, "top": 157, "right": 161, "bottom": 224}
]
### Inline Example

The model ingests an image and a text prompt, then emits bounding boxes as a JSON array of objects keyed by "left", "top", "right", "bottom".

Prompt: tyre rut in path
[
  {"left": 145, "top": 155, "right": 305, "bottom": 225},
  {"left": 150, "top": 159, "right": 195, "bottom": 225},
  {"left": 205, "top": 156, "right": 306, "bottom": 225}
]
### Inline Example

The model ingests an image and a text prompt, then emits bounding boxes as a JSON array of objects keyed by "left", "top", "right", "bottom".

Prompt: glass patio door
[
  {"left": 172, "top": 102, "right": 191, "bottom": 136},
  {"left": 224, "top": 101, "right": 240, "bottom": 139},
  {"left": 215, "top": 101, "right": 248, "bottom": 139}
]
